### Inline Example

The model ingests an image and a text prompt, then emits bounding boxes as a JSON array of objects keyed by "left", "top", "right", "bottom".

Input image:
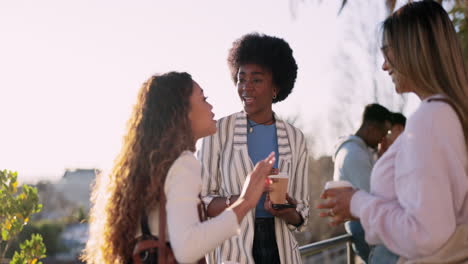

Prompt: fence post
[{"left": 346, "top": 241, "right": 355, "bottom": 264}]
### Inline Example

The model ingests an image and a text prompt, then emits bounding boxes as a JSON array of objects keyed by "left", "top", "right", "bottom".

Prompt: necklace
[{"left": 247, "top": 116, "right": 275, "bottom": 133}]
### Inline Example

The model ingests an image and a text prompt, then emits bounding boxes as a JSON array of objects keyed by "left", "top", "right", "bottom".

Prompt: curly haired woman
[
  {"left": 83, "top": 72, "right": 276, "bottom": 263},
  {"left": 199, "top": 33, "right": 310, "bottom": 264}
]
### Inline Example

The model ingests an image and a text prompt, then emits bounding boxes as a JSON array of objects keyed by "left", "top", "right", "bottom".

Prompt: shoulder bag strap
[{"left": 428, "top": 97, "right": 464, "bottom": 123}]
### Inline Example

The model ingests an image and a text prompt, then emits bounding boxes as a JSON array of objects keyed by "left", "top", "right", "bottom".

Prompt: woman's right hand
[{"left": 238, "top": 152, "right": 276, "bottom": 209}]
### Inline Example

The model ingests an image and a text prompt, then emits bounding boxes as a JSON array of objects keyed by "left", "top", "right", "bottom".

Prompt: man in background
[
  {"left": 378, "top": 112, "right": 406, "bottom": 157},
  {"left": 333, "top": 103, "right": 392, "bottom": 263}
]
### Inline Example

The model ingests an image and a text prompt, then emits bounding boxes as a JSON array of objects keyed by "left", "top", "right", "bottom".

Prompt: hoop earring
[{"left": 272, "top": 94, "right": 277, "bottom": 99}]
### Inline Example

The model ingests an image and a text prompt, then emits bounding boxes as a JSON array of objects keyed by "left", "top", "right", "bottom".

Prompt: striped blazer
[{"left": 198, "top": 112, "right": 310, "bottom": 264}]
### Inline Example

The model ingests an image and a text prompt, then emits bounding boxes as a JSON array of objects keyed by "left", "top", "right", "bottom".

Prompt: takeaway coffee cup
[
  {"left": 268, "top": 172, "right": 289, "bottom": 204},
  {"left": 323, "top": 181, "right": 354, "bottom": 217}
]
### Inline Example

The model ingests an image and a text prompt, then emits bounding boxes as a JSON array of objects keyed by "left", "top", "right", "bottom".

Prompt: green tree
[
  {"left": 0, "top": 170, "right": 46, "bottom": 263},
  {"left": 8, "top": 221, "right": 66, "bottom": 258},
  {"left": 10, "top": 234, "right": 46, "bottom": 264}
]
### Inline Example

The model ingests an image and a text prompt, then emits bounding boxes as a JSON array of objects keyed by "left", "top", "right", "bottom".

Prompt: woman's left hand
[
  {"left": 265, "top": 194, "right": 303, "bottom": 226},
  {"left": 316, "top": 188, "right": 358, "bottom": 226}
]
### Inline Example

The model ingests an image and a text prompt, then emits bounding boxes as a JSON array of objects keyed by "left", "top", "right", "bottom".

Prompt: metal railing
[{"left": 299, "top": 234, "right": 355, "bottom": 264}]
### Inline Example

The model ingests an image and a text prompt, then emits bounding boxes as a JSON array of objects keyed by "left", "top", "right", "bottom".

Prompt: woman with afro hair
[{"left": 199, "top": 33, "right": 310, "bottom": 264}]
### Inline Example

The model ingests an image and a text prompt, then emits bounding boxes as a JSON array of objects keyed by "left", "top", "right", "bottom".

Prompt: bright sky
[{"left": 0, "top": 0, "right": 420, "bottom": 183}]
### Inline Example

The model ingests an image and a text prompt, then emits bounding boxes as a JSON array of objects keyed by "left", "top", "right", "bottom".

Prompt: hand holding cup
[
  {"left": 317, "top": 180, "right": 357, "bottom": 226},
  {"left": 239, "top": 152, "right": 275, "bottom": 209},
  {"left": 268, "top": 172, "right": 289, "bottom": 204}
]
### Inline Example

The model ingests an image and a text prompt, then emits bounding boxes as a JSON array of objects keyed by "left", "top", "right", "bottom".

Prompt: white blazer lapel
[{"left": 232, "top": 112, "right": 253, "bottom": 188}]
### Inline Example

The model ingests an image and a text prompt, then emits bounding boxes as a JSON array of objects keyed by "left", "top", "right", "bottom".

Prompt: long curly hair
[{"left": 83, "top": 72, "right": 196, "bottom": 263}]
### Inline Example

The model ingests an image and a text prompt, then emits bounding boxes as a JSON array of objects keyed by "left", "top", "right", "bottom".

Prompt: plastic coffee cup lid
[
  {"left": 324, "top": 180, "right": 354, "bottom": 190},
  {"left": 268, "top": 172, "right": 288, "bottom": 179}
]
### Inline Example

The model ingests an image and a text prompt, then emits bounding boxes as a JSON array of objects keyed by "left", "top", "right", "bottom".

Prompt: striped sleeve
[
  {"left": 198, "top": 130, "right": 222, "bottom": 206},
  {"left": 289, "top": 129, "right": 310, "bottom": 232}
]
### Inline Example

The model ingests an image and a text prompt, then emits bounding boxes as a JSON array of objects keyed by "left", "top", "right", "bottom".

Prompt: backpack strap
[
  {"left": 137, "top": 186, "right": 206, "bottom": 264},
  {"left": 198, "top": 194, "right": 207, "bottom": 222},
  {"left": 159, "top": 188, "right": 168, "bottom": 264},
  {"left": 135, "top": 189, "right": 171, "bottom": 264},
  {"left": 140, "top": 211, "right": 151, "bottom": 236}
]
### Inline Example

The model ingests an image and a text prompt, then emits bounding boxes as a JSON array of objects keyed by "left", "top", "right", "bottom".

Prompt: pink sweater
[{"left": 350, "top": 95, "right": 468, "bottom": 259}]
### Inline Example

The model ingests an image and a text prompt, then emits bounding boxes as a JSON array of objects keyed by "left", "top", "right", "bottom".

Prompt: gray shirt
[{"left": 333, "top": 135, "right": 376, "bottom": 192}]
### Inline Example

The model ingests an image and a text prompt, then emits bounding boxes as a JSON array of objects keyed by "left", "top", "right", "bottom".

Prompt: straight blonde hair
[{"left": 383, "top": 0, "right": 468, "bottom": 151}]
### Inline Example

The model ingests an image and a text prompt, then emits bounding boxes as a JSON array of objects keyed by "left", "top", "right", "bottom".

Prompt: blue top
[
  {"left": 333, "top": 135, "right": 376, "bottom": 192},
  {"left": 247, "top": 119, "right": 279, "bottom": 218}
]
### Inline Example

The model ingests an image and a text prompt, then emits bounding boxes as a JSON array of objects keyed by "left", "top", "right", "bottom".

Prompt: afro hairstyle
[{"left": 227, "top": 32, "right": 298, "bottom": 103}]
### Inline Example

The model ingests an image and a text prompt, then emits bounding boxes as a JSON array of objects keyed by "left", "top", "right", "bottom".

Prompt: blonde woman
[{"left": 319, "top": 1, "right": 468, "bottom": 263}]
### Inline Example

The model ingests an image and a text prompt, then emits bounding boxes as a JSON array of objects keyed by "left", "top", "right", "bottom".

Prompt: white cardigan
[
  {"left": 136, "top": 151, "right": 240, "bottom": 263},
  {"left": 199, "top": 112, "right": 310, "bottom": 264}
]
